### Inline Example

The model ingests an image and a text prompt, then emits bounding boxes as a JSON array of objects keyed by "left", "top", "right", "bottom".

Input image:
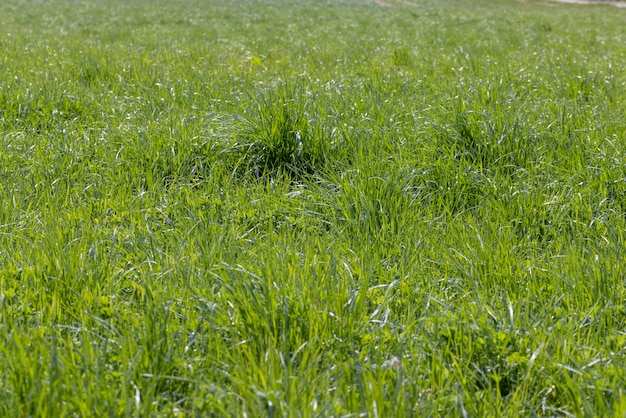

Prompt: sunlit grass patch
[{"left": 1, "top": 0, "right": 626, "bottom": 415}]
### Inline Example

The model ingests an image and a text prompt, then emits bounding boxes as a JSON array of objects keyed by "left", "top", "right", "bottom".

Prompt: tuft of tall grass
[{"left": 226, "top": 82, "right": 333, "bottom": 180}]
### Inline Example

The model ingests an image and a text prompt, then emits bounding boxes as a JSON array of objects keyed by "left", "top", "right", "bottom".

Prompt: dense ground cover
[{"left": 1, "top": 0, "right": 625, "bottom": 415}]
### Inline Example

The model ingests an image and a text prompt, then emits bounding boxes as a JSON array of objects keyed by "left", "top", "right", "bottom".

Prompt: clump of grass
[
  {"left": 230, "top": 82, "right": 327, "bottom": 180},
  {"left": 391, "top": 47, "right": 414, "bottom": 67},
  {"left": 434, "top": 100, "right": 536, "bottom": 176}
]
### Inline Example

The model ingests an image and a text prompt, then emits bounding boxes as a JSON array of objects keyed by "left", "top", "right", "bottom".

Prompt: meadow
[{"left": 1, "top": 0, "right": 626, "bottom": 415}]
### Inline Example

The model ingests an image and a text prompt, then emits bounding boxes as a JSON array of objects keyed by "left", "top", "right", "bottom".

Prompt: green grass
[{"left": 1, "top": 0, "right": 626, "bottom": 415}]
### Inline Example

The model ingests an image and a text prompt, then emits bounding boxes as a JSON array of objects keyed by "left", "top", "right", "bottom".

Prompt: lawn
[{"left": 1, "top": 0, "right": 625, "bottom": 415}]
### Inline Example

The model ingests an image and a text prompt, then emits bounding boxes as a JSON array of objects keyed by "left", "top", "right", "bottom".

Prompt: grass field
[{"left": 1, "top": 0, "right": 626, "bottom": 415}]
